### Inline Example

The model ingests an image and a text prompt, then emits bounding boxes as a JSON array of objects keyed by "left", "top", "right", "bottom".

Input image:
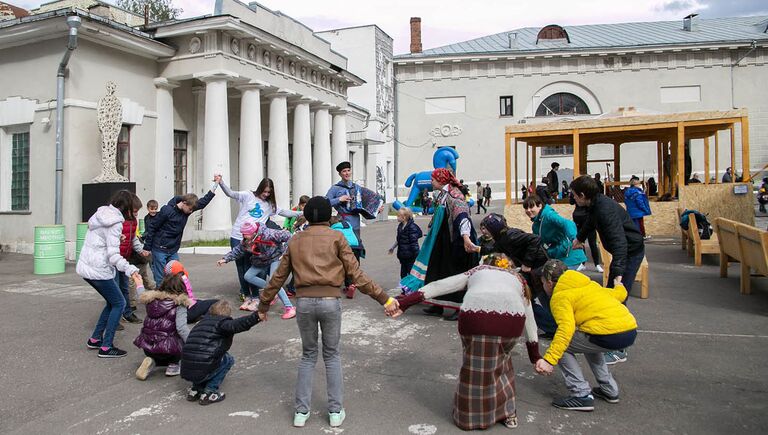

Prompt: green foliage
[
  {"left": 117, "top": 0, "right": 183, "bottom": 22},
  {"left": 183, "top": 239, "right": 230, "bottom": 247}
]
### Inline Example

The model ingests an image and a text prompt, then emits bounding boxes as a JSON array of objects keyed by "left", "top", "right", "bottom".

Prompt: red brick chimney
[{"left": 410, "top": 17, "right": 422, "bottom": 54}]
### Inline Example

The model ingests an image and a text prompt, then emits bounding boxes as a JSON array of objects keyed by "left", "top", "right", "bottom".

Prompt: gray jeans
[
  {"left": 295, "top": 297, "right": 343, "bottom": 414},
  {"left": 558, "top": 331, "right": 619, "bottom": 398}
]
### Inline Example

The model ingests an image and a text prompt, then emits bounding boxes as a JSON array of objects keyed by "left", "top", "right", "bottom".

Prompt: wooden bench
[
  {"left": 714, "top": 218, "right": 741, "bottom": 279},
  {"left": 714, "top": 218, "right": 768, "bottom": 295},
  {"left": 688, "top": 214, "right": 719, "bottom": 266},
  {"left": 598, "top": 240, "right": 649, "bottom": 299},
  {"left": 677, "top": 208, "right": 692, "bottom": 256}
]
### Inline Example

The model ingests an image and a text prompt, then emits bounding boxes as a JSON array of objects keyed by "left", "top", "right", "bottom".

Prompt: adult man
[
  {"left": 143, "top": 185, "right": 217, "bottom": 284},
  {"left": 722, "top": 167, "right": 733, "bottom": 183},
  {"left": 483, "top": 183, "right": 492, "bottom": 207},
  {"left": 475, "top": 181, "right": 487, "bottom": 214},
  {"left": 547, "top": 162, "right": 560, "bottom": 200},
  {"left": 570, "top": 175, "right": 644, "bottom": 363}
]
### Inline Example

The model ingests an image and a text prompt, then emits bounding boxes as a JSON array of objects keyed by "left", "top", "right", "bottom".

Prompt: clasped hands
[{"left": 534, "top": 358, "right": 554, "bottom": 375}]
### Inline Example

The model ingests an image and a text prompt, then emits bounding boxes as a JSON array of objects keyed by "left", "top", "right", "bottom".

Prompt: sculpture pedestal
[{"left": 82, "top": 182, "right": 135, "bottom": 221}]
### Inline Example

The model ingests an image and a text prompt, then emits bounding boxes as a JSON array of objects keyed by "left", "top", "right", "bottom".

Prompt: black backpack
[{"left": 680, "top": 209, "right": 712, "bottom": 240}]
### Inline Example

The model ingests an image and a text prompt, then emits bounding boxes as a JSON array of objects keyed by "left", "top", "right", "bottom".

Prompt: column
[
  {"left": 331, "top": 109, "right": 348, "bottom": 168},
  {"left": 312, "top": 104, "right": 333, "bottom": 195},
  {"left": 237, "top": 81, "right": 269, "bottom": 190},
  {"left": 292, "top": 96, "right": 316, "bottom": 198},
  {"left": 200, "top": 75, "right": 233, "bottom": 231},
  {"left": 267, "top": 89, "right": 294, "bottom": 211},
  {"left": 153, "top": 77, "right": 179, "bottom": 203}
]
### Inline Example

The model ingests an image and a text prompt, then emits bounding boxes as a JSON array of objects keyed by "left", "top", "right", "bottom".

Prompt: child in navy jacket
[{"left": 389, "top": 208, "right": 424, "bottom": 278}]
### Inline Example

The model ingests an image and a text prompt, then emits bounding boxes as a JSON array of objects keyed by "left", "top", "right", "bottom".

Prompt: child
[
  {"left": 144, "top": 199, "right": 159, "bottom": 231},
  {"left": 257, "top": 196, "right": 400, "bottom": 428},
  {"left": 181, "top": 300, "right": 260, "bottom": 405},
  {"left": 164, "top": 260, "right": 218, "bottom": 323},
  {"left": 133, "top": 272, "right": 191, "bottom": 379},
  {"left": 128, "top": 198, "right": 156, "bottom": 299},
  {"left": 292, "top": 215, "right": 309, "bottom": 233},
  {"left": 117, "top": 194, "right": 149, "bottom": 324},
  {"left": 284, "top": 195, "right": 310, "bottom": 232},
  {"left": 533, "top": 260, "right": 637, "bottom": 412},
  {"left": 330, "top": 215, "right": 361, "bottom": 298},
  {"left": 217, "top": 221, "right": 296, "bottom": 319},
  {"left": 388, "top": 208, "right": 423, "bottom": 279},
  {"left": 624, "top": 177, "right": 652, "bottom": 240}
]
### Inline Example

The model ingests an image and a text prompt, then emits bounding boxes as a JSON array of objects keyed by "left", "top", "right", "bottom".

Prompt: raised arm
[{"left": 218, "top": 179, "right": 251, "bottom": 203}]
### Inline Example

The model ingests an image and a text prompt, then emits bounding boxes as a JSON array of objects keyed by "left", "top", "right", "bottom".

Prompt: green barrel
[
  {"left": 34, "top": 225, "right": 66, "bottom": 275},
  {"left": 138, "top": 218, "right": 145, "bottom": 236},
  {"left": 76, "top": 222, "right": 88, "bottom": 262}
]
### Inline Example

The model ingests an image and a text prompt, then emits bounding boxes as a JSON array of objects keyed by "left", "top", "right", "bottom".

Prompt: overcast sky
[{"left": 14, "top": 0, "right": 768, "bottom": 54}]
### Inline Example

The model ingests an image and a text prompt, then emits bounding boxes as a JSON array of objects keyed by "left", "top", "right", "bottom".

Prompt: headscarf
[{"left": 431, "top": 168, "right": 461, "bottom": 188}]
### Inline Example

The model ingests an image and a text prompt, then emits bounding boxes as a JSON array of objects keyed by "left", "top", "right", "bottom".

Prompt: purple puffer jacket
[{"left": 133, "top": 291, "right": 189, "bottom": 356}]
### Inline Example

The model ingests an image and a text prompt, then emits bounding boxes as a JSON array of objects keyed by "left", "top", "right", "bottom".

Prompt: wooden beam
[
  {"left": 581, "top": 122, "right": 679, "bottom": 134},
  {"left": 729, "top": 125, "right": 735, "bottom": 182},
  {"left": 573, "top": 130, "right": 581, "bottom": 176},
  {"left": 587, "top": 159, "right": 615, "bottom": 163},
  {"left": 657, "top": 141, "right": 662, "bottom": 192},
  {"left": 714, "top": 132, "right": 719, "bottom": 184},
  {"left": 525, "top": 143, "right": 529, "bottom": 197},
  {"left": 613, "top": 143, "right": 621, "bottom": 183},
  {"left": 513, "top": 138, "right": 519, "bottom": 204},
  {"left": 741, "top": 116, "right": 750, "bottom": 181},
  {"left": 677, "top": 123, "right": 686, "bottom": 192},
  {"left": 682, "top": 118, "right": 743, "bottom": 128},
  {"left": 505, "top": 133, "right": 512, "bottom": 206},
  {"left": 704, "top": 136, "right": 710, "bottom": 184},
  {"left": 532, "top": 146, "right": 537, "bottom": 186}
]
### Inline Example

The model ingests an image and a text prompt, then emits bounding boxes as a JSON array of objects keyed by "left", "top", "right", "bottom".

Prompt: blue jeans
[
  {"left": 84, "top": 277, "right": 126, "bottom": 349},
  {"left": 295, "top": 297, "right": 343, "bottom": 413},
  {"left": 113, "top": 270, "right": 133, "bottom": 317},
  {"left": 194, "top": 353, "right": 235, "bottom": 393},
  {"left": 230, "top": 237, "right": 254, "bottom": 296},
  {"left": 150, "top": 250, "right": 179, "bottom": 286},
  {"left": 243, "top": 262, "right": 293, "bottom": 308},
  {"left": 608, "top": 248, "right": 645, "bottom": 300}
]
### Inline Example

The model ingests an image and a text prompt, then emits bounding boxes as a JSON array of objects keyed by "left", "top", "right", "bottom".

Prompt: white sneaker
[
  {"left": 165, "top": 363, "right": 180, "bottom": 376},
  {"left": 576, "top": 263, "right": 586, "bottom": 272},
  {"left": 596, "top": 265, "right": 604, "bottom": 273}
]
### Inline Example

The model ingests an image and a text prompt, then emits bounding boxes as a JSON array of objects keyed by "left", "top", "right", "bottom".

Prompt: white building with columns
[{"left": 0, "top": 0, "right": 364, "bottom": 255}]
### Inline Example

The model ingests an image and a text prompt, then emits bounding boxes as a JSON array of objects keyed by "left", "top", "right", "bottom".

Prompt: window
[
  {"left": 536, "top": 25, "right": 569, "bottom": 43},
  {"left": 536, "top": 93, "right": 590, "bottom": 117},
  {"left": 499, "top": 96, "right": 513, "bottom": 117},
  {"left": 11, "top": 131, "right": 30, "bottom": 210},
  {"left": 116, "top": 126, "right": 130, "bottom": 179},
  {"left": 541, "top": 145, "right": 573, "bottom": 156},
  {"left": 173, "top": 131, "right": 188, "bottom": 195}
]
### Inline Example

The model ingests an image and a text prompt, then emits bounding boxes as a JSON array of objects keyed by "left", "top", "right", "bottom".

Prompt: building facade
[
  {"left": 0, "top": 0, "right": 364, "bottom": 255},
  {"left": 394, "top": 16, "right": 768, "bottom": 199}
]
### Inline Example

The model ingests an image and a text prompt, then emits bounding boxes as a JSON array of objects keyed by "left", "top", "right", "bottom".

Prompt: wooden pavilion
[{"left": 504, "top": 108, "right": 750, "bottom": 205}]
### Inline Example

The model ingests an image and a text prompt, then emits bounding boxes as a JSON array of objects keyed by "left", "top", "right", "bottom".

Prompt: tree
[{"left": 117, "top": 0, "right": 183, "bottom": 23}]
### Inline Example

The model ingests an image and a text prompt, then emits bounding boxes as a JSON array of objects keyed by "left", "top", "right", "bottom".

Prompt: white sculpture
[{"left": 92, "top": 81, "right": 127, "bottom": 182}]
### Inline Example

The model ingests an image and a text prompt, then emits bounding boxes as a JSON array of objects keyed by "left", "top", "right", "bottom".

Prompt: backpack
[{"left": 680, "top": 209, "right": 712, "bottom": 240}]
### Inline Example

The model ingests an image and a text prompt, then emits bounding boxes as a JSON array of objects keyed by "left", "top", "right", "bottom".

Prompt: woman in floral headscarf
[{"left": 400, "top": 168, "right": 479, "bottom": 321}]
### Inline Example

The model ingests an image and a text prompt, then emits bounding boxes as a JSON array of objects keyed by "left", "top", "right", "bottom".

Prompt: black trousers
[{"left": 572, "top": 210, "right": 601, "bottom": 266}]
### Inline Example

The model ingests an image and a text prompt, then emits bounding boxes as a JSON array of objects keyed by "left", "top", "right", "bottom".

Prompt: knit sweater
[{"left": 397, "top": 265, "right": 542, "bottom": 363}]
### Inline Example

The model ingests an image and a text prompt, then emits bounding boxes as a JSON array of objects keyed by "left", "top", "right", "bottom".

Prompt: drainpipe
[
  {"left": 730, "top": 40, "right": 757, "bottom": 109},
  {"left": 54, "top": 15, "right": 81, "bottom": 225},
  {"left": 393, "top": 79, "right": 399, "bottom": 199}
]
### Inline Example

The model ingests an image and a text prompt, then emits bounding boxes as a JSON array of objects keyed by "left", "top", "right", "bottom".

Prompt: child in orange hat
[{"left": 164, "top": 260, "right": 218, "bottom": 323}]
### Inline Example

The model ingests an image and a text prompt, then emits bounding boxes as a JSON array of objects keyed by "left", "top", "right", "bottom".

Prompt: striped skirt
[{"left": 453, "top": 334, "right": 518, "bottom": 430}]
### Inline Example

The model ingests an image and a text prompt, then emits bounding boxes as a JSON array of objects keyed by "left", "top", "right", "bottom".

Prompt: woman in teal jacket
[{"left": 523, "top": 195, "right": 587, "bottom": 268}]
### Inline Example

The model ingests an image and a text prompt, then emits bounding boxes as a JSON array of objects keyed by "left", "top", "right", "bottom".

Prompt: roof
[
  {"left": 397, "top": 15, "right": 768, "bottom": 59},
  {"left": 0, "top": 2, "right": 29, "bottom": 20}
]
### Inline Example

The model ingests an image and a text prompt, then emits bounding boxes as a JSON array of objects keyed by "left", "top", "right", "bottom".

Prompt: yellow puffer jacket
[{"left": 543, "top": 270, "right": 638, "bottom": 366}]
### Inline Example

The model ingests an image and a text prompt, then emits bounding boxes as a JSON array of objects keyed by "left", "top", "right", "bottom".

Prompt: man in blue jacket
[{"left": 143, "top": 187, "right": 217, "bottom": 284}]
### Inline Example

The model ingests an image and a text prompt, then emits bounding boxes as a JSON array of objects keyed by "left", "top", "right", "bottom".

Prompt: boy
[
  {"left": 144, "top": 199, "right": 159, "bottom": 231},
  {"left": 533, "top": 260, "right": 637, "bottom": 412},
  {"left": 284, "top": 195, "right": 310, "bottom": 233},
  {"left": 181, "top": 300, "right": 260, "bottom": 405},
  {"left": 129, "top": 199, "right": 159, "bottom": 296},
  {"left": 257, "top": 196, "right": 399, "bottom": 428}
]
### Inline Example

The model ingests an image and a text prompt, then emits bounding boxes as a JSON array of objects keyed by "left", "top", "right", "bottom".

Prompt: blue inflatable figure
[{"left": 393, "top": 147, "right": 473, "bottom": 213}]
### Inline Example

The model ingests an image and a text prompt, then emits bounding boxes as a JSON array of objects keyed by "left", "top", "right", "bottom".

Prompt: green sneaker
[
  {"left": 293, "top": 412, "right": 310, "bottom": 427},
  {"left": 329, "top": 409, "right": 346, "bottom": 427}
]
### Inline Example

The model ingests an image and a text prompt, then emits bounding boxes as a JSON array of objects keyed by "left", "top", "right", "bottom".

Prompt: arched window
[
  {"left": 536, "top": 93, "right": 590, "bottom": 117},
  {"left": 537, "top": 25, "right": 569, "bottom": 43}
]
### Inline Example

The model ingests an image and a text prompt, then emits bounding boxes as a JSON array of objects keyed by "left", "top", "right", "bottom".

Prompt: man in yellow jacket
[{"left": 534, "top": 260, "right": 637, "bottom": 411}]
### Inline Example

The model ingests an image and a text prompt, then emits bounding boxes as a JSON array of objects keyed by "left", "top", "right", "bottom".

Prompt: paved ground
[{"left": 1, "top": 201, "right": 767, "bottom": 434}]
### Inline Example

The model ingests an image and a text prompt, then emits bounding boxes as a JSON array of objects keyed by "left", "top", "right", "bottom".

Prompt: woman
[
  {"left": 401, "top": 168, "right": 479, "bottom": 321},
  {"left": 396, "top": 254, "right": 542, "bottom": 430},
  {"left": 77, "top": 190, "right": 142, "bottom": 358},
  {"left": 215, "top": 175, "right": 302, "bottom": 301}
]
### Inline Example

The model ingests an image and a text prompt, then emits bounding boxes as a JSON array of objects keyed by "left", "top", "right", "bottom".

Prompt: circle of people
[{"left": 76, "top": 161, "right": 645, "bottom": 430}]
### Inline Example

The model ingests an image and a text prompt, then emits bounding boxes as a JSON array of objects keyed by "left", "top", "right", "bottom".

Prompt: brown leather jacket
[{"left": 258, "top": 223, "right": 389, "bottom": 312}]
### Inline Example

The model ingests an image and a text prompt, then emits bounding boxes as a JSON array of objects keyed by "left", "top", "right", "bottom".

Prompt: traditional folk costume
[{"left": 397, "top": 263, "right": 542, "bottom": 430}]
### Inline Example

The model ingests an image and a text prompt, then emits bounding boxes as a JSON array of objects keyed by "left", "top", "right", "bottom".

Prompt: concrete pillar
[
  {"left": 331, "top": 109, "right": 348, "bottom": 169},
  {"left": 199, "top": 74, "right": 233, "bottom": 231},
  {"left": 312, "top": 104, "right": 333, "bottom": 195},
  {"left": 292, "top": 96, "right": 316, "bottom": 198},
  {"left": 153, "top": 77, "right": 179, "bottom": 202},
  {"left": 267, "top": 89, "right": 294, "bottom": 211},
  {"left": 236, "top": 81, "right": 269, "bottom": 190}
]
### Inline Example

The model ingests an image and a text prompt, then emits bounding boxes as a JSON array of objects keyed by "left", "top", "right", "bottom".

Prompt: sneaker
[
  {"left": 239, "top": 297, "right": 253, "bottom": 311},
  {"left": 576, "top": 263, "right": 587, "bottom": 272},
  {"left": 604, "top": 350, "right": 628, "bottom": 365},
  {"left": 643, "top": 235, "right": 652, "bottom": 240},
  {"left": 552, "top": 394, "right": 594, "bottom": 412},
  {"left": 293, "top": 411, "right": 310, "bottom": 427},
  {"left": 247, "top": 298, "right": 262, "bottom": 312},
  {"left": 595, "top": 264, "right": 604, "bottom": 273},
  {"left": 592, "top": 387, "right": 620, "bottom": 404},
  {"left": 239, "top": 293, "right": 246, "bottom": 303},
  {"left": 329, "top": 409, "right": 346, "bottom": 427},
  {"left": 503, "top": 415, "right": 518, "bottom": 429},
  {"left": 98, "top": 347, "right": 128, "bottom": 358},
  {"left": 86, "top": 338, "right": 102, "bottom": 349},
  {"left": 123, "top": 313, "right": 142, "bottom": 324},
  {"left": 186, "top": 386, "right": 202, "bottom": 402},
  {"left": 165, "top": 363, "right": 180, "bottom": 377},
  {"left": 199, "top": 391, "right": 226, "bottom": 406},
  {"left": 281, "top": 306, "right": 296, "bottom": 320},
  {"left": 135, "top": 357, "right": 155, "bottom": 380}
]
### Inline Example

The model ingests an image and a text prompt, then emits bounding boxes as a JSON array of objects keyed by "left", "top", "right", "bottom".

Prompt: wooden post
[
  {"left": 741, "top": 116, "right": 750, "bottom": 181},
  {"left": 531, "top": 146, "right": 537, "bottom": 186},
  {"left": 573, "top": 130, "right": 581, "bottom": 176},
  {"left": 729, "top": 125, "right": 735, "bottom": 182},
  {"left": 714, "top": 132, "right": 719, "bottom": 184},
  {"left": 613, "top": 143, "right": 621, "bottom": 183},
  {"left": 656, "top": 141, "right": 663, "bottom": 193},
  {"left": 505, "top": 133, "right": 512, "bottom": 206},
  {"left": 513, "top": 138, "right": 519, "bottom": 204},
  {"left": 677, "top": 123, "right": 686, "bottom": 194},
  {"left": 525, "top": 143, "right": 529, "bottom": 197},
  {"left": 704, "top": 136, "right": 710, "bottom": 184}
]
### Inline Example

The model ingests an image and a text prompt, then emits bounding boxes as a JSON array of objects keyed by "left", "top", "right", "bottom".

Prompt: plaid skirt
[{"left": 453, "top": 334, "right": 518, "bottom": 430}]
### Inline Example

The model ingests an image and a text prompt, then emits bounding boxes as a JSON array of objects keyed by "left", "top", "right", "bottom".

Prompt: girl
[
  {"left": 77, "top": 190, "right": 142, "bottom": 358},
  {"left": 523, "top": 195, "right": 587, "bottom": 269},
  {"left": 117, "top": 193, "right": 149, "bottom": 324},
  {"left": 388, "top": 208, "right": 423, "bottom": 279},
  {"left": 396, "top": 254, "right": 542, "bottom": 430},
  {"left": 163, "top": 260, "right": 218, "bottom": 323},
  {"left": 330, "top": 215, "right": 362, "bottom": 298},
  {"left": 217, "top": 221, "right": 296, "bottom": 319},
  {"left": 215, "top": 175, "right": 302, "bottom": 301},
  {"left": 133, "top": 272, "right": 191, "bottom": 379},
  {"left": 624, "top": 178, "right": 652, "bottom": 239}
]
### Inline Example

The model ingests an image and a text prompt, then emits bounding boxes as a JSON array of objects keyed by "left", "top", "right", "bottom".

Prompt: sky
[{"left": 13, "top": 0, "right": 768, "bottom": 54}]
